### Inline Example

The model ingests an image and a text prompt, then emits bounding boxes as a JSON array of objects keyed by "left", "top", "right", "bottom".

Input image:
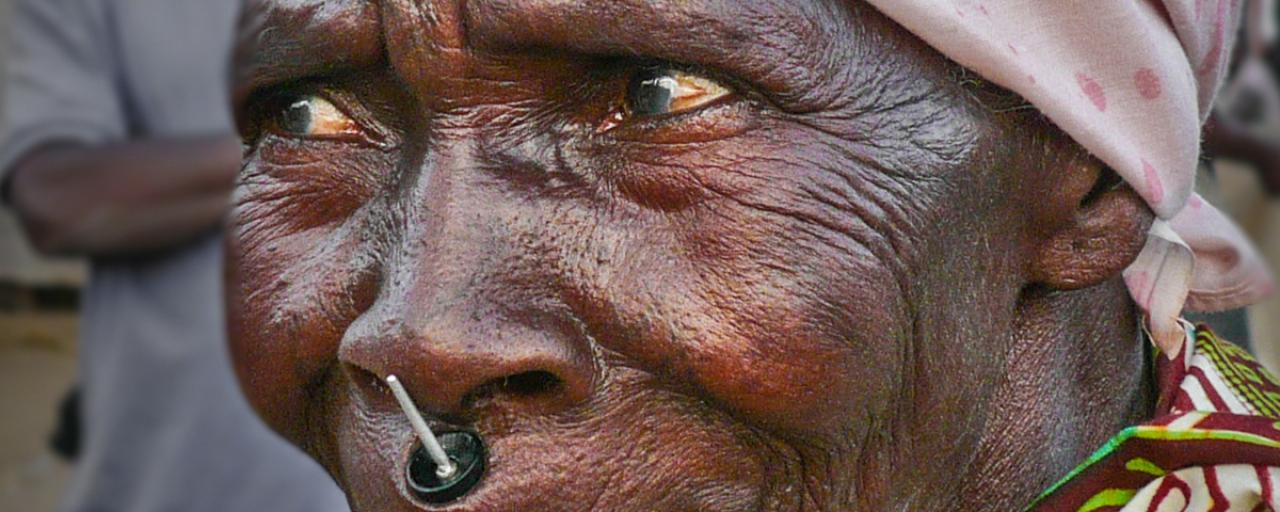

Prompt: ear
[{"left": 1028, "top": 166, "right": 1154, "bottom": 291}]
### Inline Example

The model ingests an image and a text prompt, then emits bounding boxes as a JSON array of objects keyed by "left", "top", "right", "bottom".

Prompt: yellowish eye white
[{"left": 277, "top": 95, "right": 359, "bottom": 138}]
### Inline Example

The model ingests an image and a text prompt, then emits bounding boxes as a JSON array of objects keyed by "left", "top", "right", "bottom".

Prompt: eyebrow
[
  {"left": 238, "top": 0, "right": 861, "bottom": 111},
  {"left": 465, "top": 0, "right": 855, "bottom": 105},
  {"left": 234, "top": 0, "right": 384, "bottom": 110}
]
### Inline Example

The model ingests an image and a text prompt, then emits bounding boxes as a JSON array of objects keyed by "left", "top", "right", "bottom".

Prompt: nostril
[
  {"left": 344, "top": 362, "right": 387, "bottom": 398},
  {"left": 500, "top": 371, "right": 562, "bottom": 397},
  {"left": 463, "top": 370, "right": 564, "bottom": 410}
]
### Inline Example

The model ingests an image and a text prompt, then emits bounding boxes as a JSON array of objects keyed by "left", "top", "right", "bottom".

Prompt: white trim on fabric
[
  {"left": 1179, "top": 377, "right": 1219, "bottom": 412},
  {"left": 1192, "top": 353, "right": 1258, "bottom": 415}
]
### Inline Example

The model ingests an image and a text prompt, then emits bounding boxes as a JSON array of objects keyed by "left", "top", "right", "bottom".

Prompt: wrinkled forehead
[{"left": 234, "top": 0, "right": 872, "bottom": 112}]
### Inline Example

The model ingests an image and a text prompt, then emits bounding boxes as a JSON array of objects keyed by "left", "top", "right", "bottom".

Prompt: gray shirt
[{"left": 0, "top": 1, "right": 349, "bottom": 510}]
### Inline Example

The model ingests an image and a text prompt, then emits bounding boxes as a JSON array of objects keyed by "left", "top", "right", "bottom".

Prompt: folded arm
[{"left": 7, "top": 136, "right": 241, "bottom": 257}]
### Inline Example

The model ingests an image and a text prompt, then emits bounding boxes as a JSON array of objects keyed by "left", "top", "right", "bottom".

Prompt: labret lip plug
[
  {"left": 387, "top": 375, "right": 458, "bottom": 478},
  {"left": 385, "top": 375, "right": 487, "bottom": 504}
]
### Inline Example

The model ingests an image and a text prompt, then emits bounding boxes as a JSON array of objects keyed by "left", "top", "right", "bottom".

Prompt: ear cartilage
[{"left": 386, "top": 375, "right": 457, "bottom": 479}]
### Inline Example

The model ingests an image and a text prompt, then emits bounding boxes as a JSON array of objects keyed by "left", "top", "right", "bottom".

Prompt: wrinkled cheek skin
[
  {"left": 227, "top": 149, "right": 912, "bottom": 511},
  {"left": 226, "top": 117, "right": 934, "bottom": 510},
  {"left": 227, "top": 163, "right": 377, "bottom": 448}
]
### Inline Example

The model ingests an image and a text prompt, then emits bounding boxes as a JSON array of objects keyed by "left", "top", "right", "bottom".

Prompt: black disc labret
[
  {"left": 406, "top": 431, "right": 486, "bottom": 504},
  {"left": 386, "top": 376, "right": 487, "bottom": 505}
]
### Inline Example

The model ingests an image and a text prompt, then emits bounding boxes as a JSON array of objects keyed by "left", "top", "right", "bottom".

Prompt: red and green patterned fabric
[{"left": 1031, "top": 322, "right": 1280, "bottom": 511}]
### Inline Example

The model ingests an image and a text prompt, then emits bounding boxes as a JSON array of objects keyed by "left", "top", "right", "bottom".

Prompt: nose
[{"left": 339, "top": 305, "right": 597, "bottom": 419}]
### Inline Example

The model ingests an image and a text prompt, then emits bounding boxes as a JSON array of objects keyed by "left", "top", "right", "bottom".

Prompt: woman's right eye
[{"left": 268, "top": 94, "right": 361, "bottom": 139}]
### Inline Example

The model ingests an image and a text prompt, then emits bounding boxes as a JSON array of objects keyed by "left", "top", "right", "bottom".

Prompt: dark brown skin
[
  {"left": 7, "top": 136, "right": 240, "bottom": 256},
  {"left": 228, "top": 1, "right": 1158, "bottom": 510}
]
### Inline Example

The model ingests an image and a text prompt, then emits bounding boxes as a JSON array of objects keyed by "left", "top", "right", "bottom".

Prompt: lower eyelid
[
  {"left": 257, "top": 130, "right": 389, "bottom": 157},
  {"left": 254, "top": 136, "right": 366, "bottom": 166},
  {"left": 250, "top": 135, "right": 397, "bottom": 189}
]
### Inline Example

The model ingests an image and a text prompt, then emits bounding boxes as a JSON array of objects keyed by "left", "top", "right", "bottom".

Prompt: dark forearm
[{"left": 6, "top": 135, "right": 242, "bottom": 256}]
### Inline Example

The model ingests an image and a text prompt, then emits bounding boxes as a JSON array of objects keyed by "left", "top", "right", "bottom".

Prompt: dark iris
[
  {"left": 279, "top": 99, "right": 313, "bottom": 135},
  {"left": 627, "top": 69, "right": 679, "bottom": 116}
]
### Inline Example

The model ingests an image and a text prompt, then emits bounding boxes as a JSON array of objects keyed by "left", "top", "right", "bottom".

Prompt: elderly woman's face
[{"left": 229, "top": 0, "right": 1083, "bottom": 510}]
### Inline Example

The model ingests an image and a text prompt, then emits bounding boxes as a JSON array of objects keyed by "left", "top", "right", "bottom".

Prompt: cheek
[
  {"left": 227, "top": 160, "right": 383, "bottom": 443},
  {"left": 672, "top": 212, "right": 909, "bottom": 436},
  {"left": 599, "top": 137, "right": 917, "bottom": 436}
]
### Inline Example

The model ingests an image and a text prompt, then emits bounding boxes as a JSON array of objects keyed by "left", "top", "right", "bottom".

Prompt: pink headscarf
[{"left": 863, "top": 0, "right": 1275, "bottom": 353}]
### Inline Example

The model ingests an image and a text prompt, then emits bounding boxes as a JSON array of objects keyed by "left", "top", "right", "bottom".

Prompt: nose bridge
[
  {"left": 381, "top": 0, "right": 468, "bottom": 85},
  {"left": 340, "top": 144, "right": 594, "bottom": 417},
  {"left": 395, "top": 137, "right": 492, "bottom": 269}
]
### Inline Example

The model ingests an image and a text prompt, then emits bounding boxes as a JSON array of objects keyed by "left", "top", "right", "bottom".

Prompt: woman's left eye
[
  {"left": 268, "top": 94, "right": 361, "bottom": 139},
  {"left": 626, "top": 68, "right": 732, "bottom": 117}
]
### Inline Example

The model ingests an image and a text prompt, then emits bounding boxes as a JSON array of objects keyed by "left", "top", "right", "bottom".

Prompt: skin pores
[{"left": 228, "top": 1, "right": 1154, "bottom": 510}]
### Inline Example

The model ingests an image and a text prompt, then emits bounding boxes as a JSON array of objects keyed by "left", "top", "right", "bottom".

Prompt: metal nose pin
[{"left": 385, "top": 375, "right": 487, "bottom": 504}]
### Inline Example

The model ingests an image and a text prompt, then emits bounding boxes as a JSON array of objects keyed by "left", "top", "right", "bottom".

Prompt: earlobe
[{"left": 1029, "top": 185, "right": 1154, "bottom": 290}]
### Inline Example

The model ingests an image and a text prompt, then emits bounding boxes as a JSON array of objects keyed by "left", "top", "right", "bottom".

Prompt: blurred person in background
[{"left": 0, "top": 0, "right": 348, "bottom": 510}]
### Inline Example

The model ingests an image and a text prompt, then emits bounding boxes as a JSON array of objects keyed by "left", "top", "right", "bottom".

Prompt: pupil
[
  {"left": 628, "top": 70, "right": 677, "bottom": 116},
  {"left": 281, "top": 99, "right": 313, "bottom": 134}
]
